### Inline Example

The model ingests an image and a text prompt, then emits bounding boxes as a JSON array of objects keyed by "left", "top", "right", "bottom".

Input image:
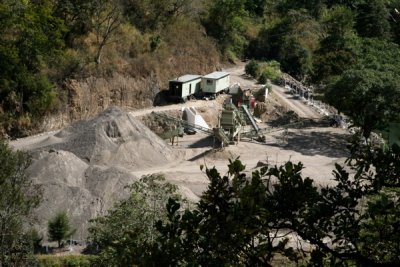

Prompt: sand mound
[
  {"left": 26, "top": 107, "right": 180, "bottom": 238},
  {"left": 28, "top": 150, "right": 88, "bottom": 187},
  {"left": 48, "top": 107, "right": 177, "bottom": 169},
  {"left": 27, "top": 150, "right": 137, "bottom": 238}
]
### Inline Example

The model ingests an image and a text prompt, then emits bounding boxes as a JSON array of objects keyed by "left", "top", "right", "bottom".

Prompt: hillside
[{"left": 1, "top": 0, "right": 400, "bottom": 139}]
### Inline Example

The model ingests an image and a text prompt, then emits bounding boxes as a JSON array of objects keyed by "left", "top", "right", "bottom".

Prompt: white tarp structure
[{"left": 182, "top": 107, "right": 210, "bottom": 130}]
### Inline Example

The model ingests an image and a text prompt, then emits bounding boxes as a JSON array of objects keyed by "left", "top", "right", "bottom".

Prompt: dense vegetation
[
  {"left": 1, "top": 0, "right": 400, "bottom": 138},
  {"left": 0, "top": 140, "right": 41, "bottom": 266}
]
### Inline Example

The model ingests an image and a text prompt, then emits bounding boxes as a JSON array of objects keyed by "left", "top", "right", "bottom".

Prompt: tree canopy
[
  {"left": 87, "top": 174, "right": 182, "bottom": 267},
  {"left": 0, "top": 139, "right": 41, "bottom": 266},
  {"left": 325, "top": 39, "right": 400, "bottom": 138}
]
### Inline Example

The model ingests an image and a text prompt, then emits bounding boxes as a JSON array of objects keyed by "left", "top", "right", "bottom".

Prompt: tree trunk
[{"left": 95, "top": 41, "right": 106, "bottom": 66}]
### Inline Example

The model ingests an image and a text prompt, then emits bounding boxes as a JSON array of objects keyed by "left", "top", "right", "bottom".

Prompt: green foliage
[
  {"left": 27, "top": 228, "right": 43, "bottom": 254},
  {"left": 245, "top": 60, "right": 260, "bottom": 78},
  {"left": 259, "top": 60, "right": 282, "bottom": 84},
  {"left": 48, "top": 212, "right": 76, "bottom": 248},
  {"left": 37, "top": 255, "right": 96, "bottom": 267},
  {"left": 150, "top": 35, "right": 162, "bottom": 52},
  {"left": 144, "top": 141, "right": 400, "bottom": 266},
  {"left": 359, "top": 189, "right": 400, "bottom": 264},
  {"left": 244, "top": 0, "right": 267, "bottom": 17},
  {"left": 87, "top": 174, "right": 182, "bottom": 267},
  {"left": 355, "top": 0, "right": 391, "bottom": 39},
  {"left": 121, "top": 0, "right": 190, "bottom": 31},
  {"left": 203, "top": 0, "right": 249, "bottom": 56},
  {"left": 0, "top": 139, "right": 41, "bottom": 265},
  {"left": 249, "top": 9, "right": 321, "bottom": 78},
  {"left": 325, "top": 39, "right": 400, "bottom": 138},
  {"left": 0, "top": 0, "right": 64, "bottom": 134},
  {"left": 245, "top": 60, "right": 281, "bottom": 84},
  {"left": 148, "top": 159, "right": 308, "bottom": 266},
  {"left": 53, "top": 0, "right": 97, "bottom": 47},
  {"left": 312, "top": 5, "right": 359, "bottom": 83}
]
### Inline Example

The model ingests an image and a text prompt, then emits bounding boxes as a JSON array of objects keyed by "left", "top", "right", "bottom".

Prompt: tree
[
  {"left": 203, "top": 0, "right": 248, "bottom": 56},
  {"left": 0, "top": 139, "right": 41, "bottom": 266},
  {"left": 48, "top": 211, "right": 75, "bottom": 248},
  {"left": 0, "top": 0, "right": 65, "bottom": 135},
  {"left": 249, "top": 9, "right": 321, "bottom": 79},
  {"left": 147, "top": 140, "right": 400, "bottom": 266},
  {"left": 53, "top": 0, "right": 98, "bottom": 47},
  {"left": 149, "top": 160, "right": 304, "bottom": 266},
  {"left": 355, "top": 0, "right": 391, "bottom": 39},
  {"left": 92, "top": 0, "right": 123, "bottom": 65},
  {"left": 312, "top": 5, "right": 359, "bottom": 84},
  {"left": 325, "top": 39, "right": 400, "bottom": 139},
  {"left": 27, "top": 229, "right": 43, "bottom": 254},
  {"left": 245, "top": 60, "right": 260, "bottom": 78},
  {"left": 88, "top": 174, "right": 182, "bottom": 267},
  {"left": 121, "top": 0, "right": 190, "bottom": 32}
]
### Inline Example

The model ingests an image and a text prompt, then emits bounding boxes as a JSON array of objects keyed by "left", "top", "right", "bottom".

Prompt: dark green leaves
[
  {"left": 0, "top": 139, "right": 41, "bottom": 265},
  {"left": 48, "top": 211, "right": 75, "bottom": 248}
]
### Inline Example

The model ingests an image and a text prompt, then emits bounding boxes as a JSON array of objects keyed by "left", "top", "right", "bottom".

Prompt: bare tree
[{"left": 93, "top": 0, "right": 122, "bottom": 65}]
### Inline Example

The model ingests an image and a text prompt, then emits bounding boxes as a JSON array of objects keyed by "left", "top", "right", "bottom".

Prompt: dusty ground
[
  {"left": 131, "top": 64, "right": 349, "bottom": 197},
  {"left": 9, "top": 63, "right": 350, "bottom": 244}
]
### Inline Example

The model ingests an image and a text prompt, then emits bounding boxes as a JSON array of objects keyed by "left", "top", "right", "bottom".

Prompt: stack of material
[{"left": 26, "top": 107, "right": 179, "bottom": 238}]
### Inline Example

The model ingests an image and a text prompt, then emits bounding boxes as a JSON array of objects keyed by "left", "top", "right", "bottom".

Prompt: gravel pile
[
  {"left": 27, "top": 107, "right": 179, "bottom": 238},
  {"left": 48, "top": 107, "right": 178, "bottom": 169}
]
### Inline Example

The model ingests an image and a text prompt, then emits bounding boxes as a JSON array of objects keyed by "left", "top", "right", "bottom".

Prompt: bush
[
  {"left": 258, "top": 60, "right": 282, "bottom": 84},
  {"left": 37, "top": 255, "right": 96, "bottom": 267},
  {"left": 258, "top": 71, "right": 269, "bottom": 84},
  {"left": 245, "top": 60, "right": 260, "bottom": 78}
]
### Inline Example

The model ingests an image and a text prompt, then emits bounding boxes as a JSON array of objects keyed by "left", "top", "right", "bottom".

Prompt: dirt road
[{"left": 128, "top": 99, "right": 222, "bottom": 117}]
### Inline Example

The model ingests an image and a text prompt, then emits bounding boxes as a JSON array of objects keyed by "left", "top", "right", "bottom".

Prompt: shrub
[
  {"left": 37, "top": 255, "right": 96, "bottom": 267},
  {"left": 258, "top": 71, "right": 269, "bottom": 84},
  {"left": 258, "top": 60, "right": 282, "bottom": 84},
  {"left": 245, "top": 60, "right": 260, "bottom": 78}
]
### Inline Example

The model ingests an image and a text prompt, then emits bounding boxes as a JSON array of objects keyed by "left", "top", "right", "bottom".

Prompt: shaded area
[
  {"left": 188, "top": 147, "right": 236, "bottom": 162},
  {"left": 188, "top": 149, "right": 213, "bottom": 162},
  {"left": 240, "top": 74, "right": 256, "bottom": 81},
  {"left": 267, "top": 114, "right": 329, "bottom": 128},
  {"left": 153, "top": 90, "right": 170, "bottom": 106},
  {"left": 270, "top": 130, "right": 350, "bottom": 158},
  {"left": 188, "top": 135, "right": 214, "bottom": 148}
]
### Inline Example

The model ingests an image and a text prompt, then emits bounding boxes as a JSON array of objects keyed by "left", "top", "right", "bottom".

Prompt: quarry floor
[
  {"left": 131, "top": 124, "right": 349, "bottom": 202},
  {"left": 9, "top": 63, "right": 351, "bottom": 250},
  {"left": 10, "top": 63, "right": 351, "bottom": 202}
]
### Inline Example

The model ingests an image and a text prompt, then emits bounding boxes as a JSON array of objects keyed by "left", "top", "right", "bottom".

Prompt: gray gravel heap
[{"left": 27, "top": 107, "right": 178, "bottom": 239}]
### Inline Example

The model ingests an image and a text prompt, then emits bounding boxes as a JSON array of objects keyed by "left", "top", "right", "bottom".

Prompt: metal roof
[
  {"left": 202, "top": 71, "right": 229, "bottom": 80},
  {"left": 169, "top": 74, "right": 202, "bottom": 83}
]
